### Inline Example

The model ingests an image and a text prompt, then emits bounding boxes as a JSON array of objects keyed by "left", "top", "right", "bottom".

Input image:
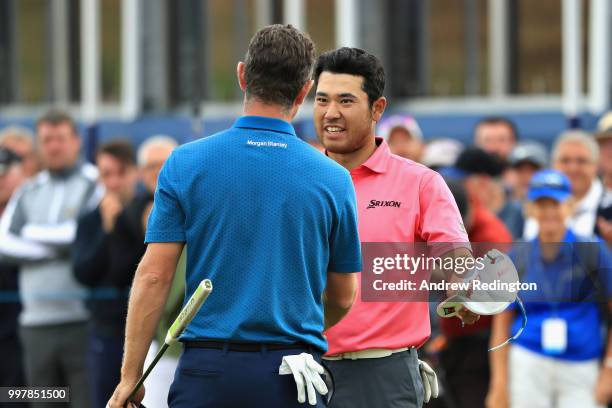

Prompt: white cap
[
  {"left": 422, "top": 138, "right": 464, "bottom": 169},
  {"left": 378, "top": 114, "right": 423, "bottom": 142},
  {"left": 595, "top": 111, "right": 612, "bottom": 140}
]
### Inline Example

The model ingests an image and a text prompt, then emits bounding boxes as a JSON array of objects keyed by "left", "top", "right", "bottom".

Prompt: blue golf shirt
[
  {"left": 510, "top": 230, "right": 612, "bottom": 361},
  {"left": 145, "top": 116, "right": 362, "bottom": 351}
]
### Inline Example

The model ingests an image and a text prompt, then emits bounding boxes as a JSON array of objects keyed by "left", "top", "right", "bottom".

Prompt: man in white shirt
[{"left": 523, "top": 130, "right": 602, "bottom": 239}]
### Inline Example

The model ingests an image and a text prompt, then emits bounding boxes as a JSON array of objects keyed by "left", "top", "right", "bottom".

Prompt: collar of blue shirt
[
  {"left": 233, "top": 115, "right": 296, "bottom": 136},
  {"left": 530, "top": 228, "right": 576, "bottom": 263}
]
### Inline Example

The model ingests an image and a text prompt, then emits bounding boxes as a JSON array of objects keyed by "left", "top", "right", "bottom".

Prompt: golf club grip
[{"left": 165, "top": 279, "right": 213, "bottom": 344}]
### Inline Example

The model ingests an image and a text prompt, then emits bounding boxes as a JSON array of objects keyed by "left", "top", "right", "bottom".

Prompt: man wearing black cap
[
  {"left": 0, "top": 147, "right": 26, "bottom": 393},
  {"left": 438, "top": 148, "right": 514, "bottom": 408},
  {"left": 444, "top": 147, "right": 524, "bottom": 239}
]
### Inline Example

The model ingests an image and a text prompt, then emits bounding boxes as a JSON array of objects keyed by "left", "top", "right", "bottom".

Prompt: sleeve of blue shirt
[
  {"left": 327, "top": 177, "right": 362, "bottom": 273},
  {"left": 145, "top": 153, "right": 186, "bottom": 243}
]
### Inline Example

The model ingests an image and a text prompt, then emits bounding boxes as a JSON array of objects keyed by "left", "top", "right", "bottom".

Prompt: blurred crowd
[
  {"left": 0, "top": 109, "right": 611, "bottom": 407},
  {"left": 0, "top": 111, "right": 183, "bottom": 408}
]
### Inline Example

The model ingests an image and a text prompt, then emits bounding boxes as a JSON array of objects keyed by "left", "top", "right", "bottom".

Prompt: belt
[
  {"left": 323, "top": 347, "right": 411, "bottom": 360},
  {"left": 183, "top": 340, "right": 314, "bottom": 352}
]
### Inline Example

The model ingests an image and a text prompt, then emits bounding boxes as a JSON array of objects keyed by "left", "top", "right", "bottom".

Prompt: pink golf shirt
[{"left": 325, "top": 138, "right": 469, "bottom": 355}]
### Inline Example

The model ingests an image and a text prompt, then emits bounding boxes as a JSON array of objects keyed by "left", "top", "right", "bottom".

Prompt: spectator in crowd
[
  {"left": 506, "top": 141, "right": 548, "bottom": 202},
  {"left": 447, "top": 147, "right": 524, "bottom": 239},
  {"left": 474, "top": 116, "right": 518, "bottom": 161},
  {"left": 137, "top": 135, "right": 178, "bottom": 224},
  {"left": 442, "top": 149, "right": 513, "bottom": 243},
  {"left": 594, "top": 111, "right": 612, "bottom": 245},
  {"left": 132, "top": 135, "right": 181, "bottom": 408},
  {"left": 378, "top": 114, "right": 425, "bottom": 162},
  {"left": 422, "top": 138, "right": 464, "bottom": 171},
  {"left": 0, "top": 125, "right": 39, "bottom": 178},
  {"left": 72, "top": 140, "right": 139, "bottom": 408},
  {"left": 0, "top": 147, "right": 27, "bottom": 397},
  {"left": 433, "top": 172, "right": 512, "bottom": 408},
  {"left": 0, "top": 110, "right": 98, "bottom": 408},
  {"left": 487, "top": 169, "right": 612, "bottom": 408},
  {"left": 524, "top": 130, "right": 602, "bottom": 240},
  {"left": 0, "top": 148, "right": 24, "bottom": 216}
]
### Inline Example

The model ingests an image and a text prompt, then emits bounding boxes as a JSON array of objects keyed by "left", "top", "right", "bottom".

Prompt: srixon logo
[{"left": 367, "top": 200, "right": 402, "bottom": 209}]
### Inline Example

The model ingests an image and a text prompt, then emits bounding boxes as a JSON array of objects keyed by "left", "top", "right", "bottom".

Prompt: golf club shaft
[
  {"left": 123, "top": 279, "right": 212, "bottom": 407},
  {"left": 125, "top": 343, "right": 169, "bottom": 407}
]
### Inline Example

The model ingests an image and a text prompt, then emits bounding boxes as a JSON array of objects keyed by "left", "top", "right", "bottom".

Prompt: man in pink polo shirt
[{"left": 313, "top": 48, "right": 479, "bottom": 408}]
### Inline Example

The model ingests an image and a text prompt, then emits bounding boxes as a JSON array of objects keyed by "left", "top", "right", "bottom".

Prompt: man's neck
[
  {"left": 327, "top": 136, "right": 378, "bottom": 172},
  {"left": 538, "top": 228, "right": 566, "bottom": 260},
  {"left": 243, "top": 100, "right": 294, "bottom": 123},
  {"left": 573, "top": 180, "right": 594, "bottom": 202},
  {"left": 539, "top": 228, "right": 566, "bottom": 243},
  {"left": 487, "top": 182, "right": 506, "bottom": 214},
  {"left": 49, "top": 161, "right": 79, "bottom": 178}
]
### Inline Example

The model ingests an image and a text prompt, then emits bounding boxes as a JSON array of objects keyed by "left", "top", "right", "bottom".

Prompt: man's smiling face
[{"left": 314, "top": 72, "right": 376, "bottom": 154}]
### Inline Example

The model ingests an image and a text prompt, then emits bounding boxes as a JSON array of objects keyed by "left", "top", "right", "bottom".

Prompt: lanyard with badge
[{"left": 534, "top": 242, "right": 575, "bottom": 356}]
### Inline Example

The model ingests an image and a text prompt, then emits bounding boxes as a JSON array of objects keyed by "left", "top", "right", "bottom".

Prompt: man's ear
[
  {"left": 237, "top": 62, "right": 247, "bottom": 91},
  {"left": 371, "top": 96, "right": 387, "bottom": 123},
  {"left": 294, "top": 80, "right": 314, "bottom": 107}
]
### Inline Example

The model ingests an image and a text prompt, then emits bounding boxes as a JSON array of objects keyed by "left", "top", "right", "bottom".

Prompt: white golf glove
[
  {"left": 279, "top": 353, "right": 328, "bottom": 405},
  {"left": 418, "top": 359, "right": 439, "bottom": 403}
]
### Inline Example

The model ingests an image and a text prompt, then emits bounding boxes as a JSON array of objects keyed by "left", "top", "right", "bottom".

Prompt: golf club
[{"left": 124, "top": 279, "right": 213, "bottom": 408}]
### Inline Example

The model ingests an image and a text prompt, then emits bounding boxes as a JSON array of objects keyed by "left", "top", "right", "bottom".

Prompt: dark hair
[
  {"left": 244, "top": 24, "right": 315, "bottom": 110},
  {"left": 475, "top": 116, "right": 519, "bottom": 141},
  {"left": 314, "top": 47, "right": 385, "bottom": 106},
  {"left": 96, "top": 139, "right": 136, "bottom": 166},
  {"left": 455, "top": 147, "right": 507, "bottom": 177},
  {"left": 36, "top": 109, "right": 78, "bottom": 135}
]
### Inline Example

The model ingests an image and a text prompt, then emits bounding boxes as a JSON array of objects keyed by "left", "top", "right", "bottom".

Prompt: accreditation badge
[{"left": 541, "top": 317, "right": 567, "bottom": 355}]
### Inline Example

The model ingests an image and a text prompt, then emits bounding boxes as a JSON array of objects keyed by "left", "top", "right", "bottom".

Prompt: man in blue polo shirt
[
  {"left": 108, "top": 25, "right": 360, "bottom": 408},
  {"left": 487, "top": 169, "right": 612, "bottom": 407}
]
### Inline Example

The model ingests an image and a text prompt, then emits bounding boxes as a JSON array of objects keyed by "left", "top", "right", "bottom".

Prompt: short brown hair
[
  {"left": 244, "top": 24, "right": 315, "bottom": 110},
  {"left": 36, "top": 110, "right": 78, "bottom": 135},
  {"left": 96, "top": 139, "right": 136, "bottom": 166}
]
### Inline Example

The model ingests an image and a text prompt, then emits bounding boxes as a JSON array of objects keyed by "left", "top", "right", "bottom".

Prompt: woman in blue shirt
[{"left": 486, "top": 169, "right": 612, "bottom": 408}]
